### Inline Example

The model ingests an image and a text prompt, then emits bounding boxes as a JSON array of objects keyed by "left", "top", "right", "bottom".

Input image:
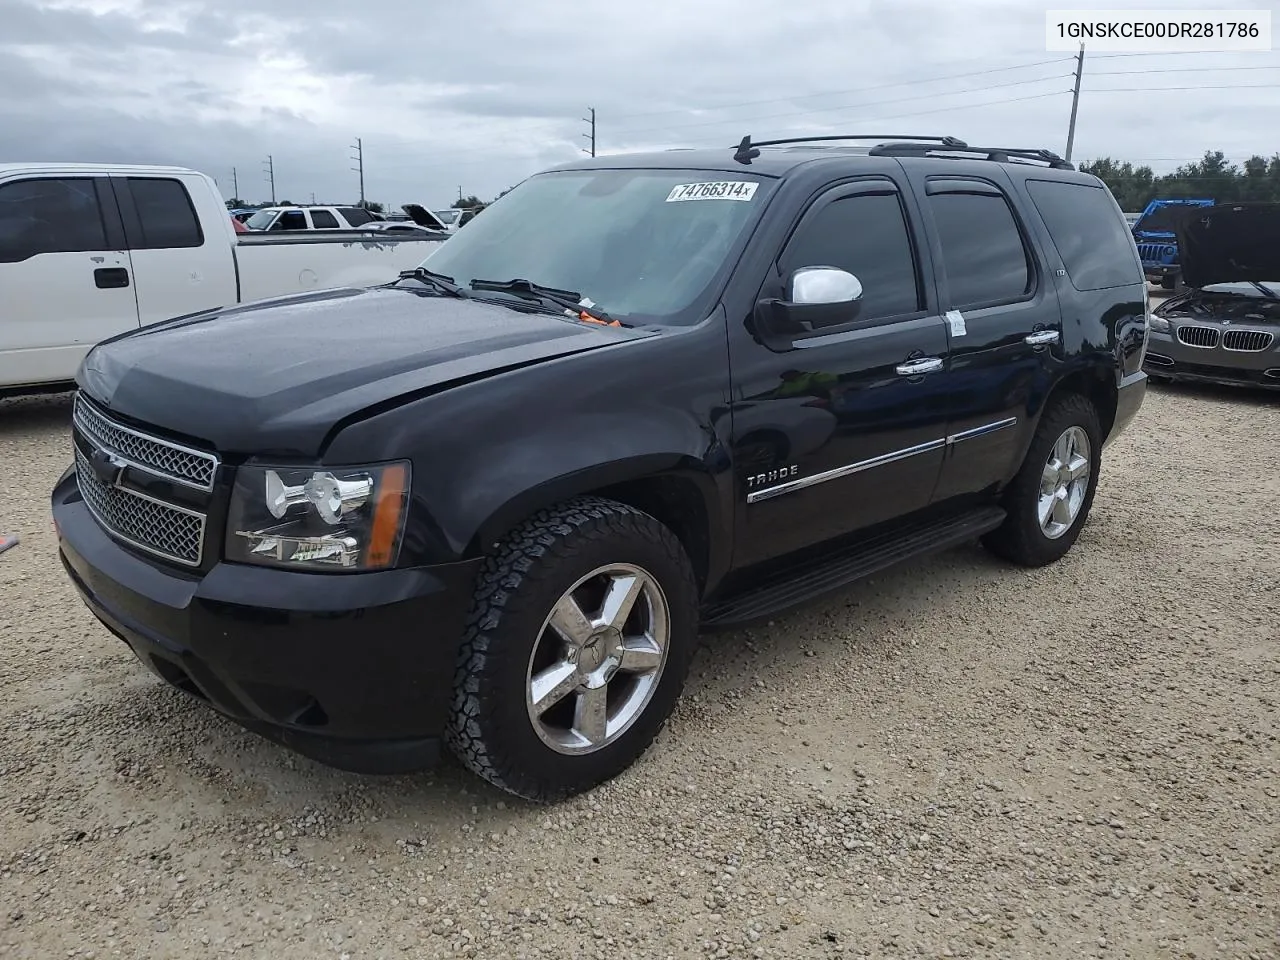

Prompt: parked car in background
[
  {"left": 361, "top": 204, "right": 451, "bottom": 237},
  {"left": 1131, "top": 196, "right": 1216, "bottom": 289},
  {"left": 0, "top": 163, "right": 445, "bottom": 393},
  {"left": 51, "top": 134, "right": 1146, "bottom": 802},
  {"left": 242, "top": 204, "right": 383, "bottom": 232},
  {"left": 1146, "top": 201, "right": 1280, "bottom": 391}
]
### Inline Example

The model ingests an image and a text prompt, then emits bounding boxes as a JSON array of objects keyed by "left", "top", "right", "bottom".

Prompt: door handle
[
  {"left": 94, "top": 267, "right": 130, "bottom": 289},
  {"left": 895, "top": 357, "right": 943, "bottom": 376},
  {"left": 1025, "top": 329, "right": 1060, "bottom": 346}
]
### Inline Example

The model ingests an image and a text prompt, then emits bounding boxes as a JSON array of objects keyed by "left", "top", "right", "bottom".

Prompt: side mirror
[{"left": 754, "top": 266, "right": 864, "bottom": 344}]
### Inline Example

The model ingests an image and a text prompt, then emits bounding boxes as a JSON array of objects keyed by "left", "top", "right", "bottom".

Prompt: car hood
[
  {"left": 78, "top": 286, "right": 653, "bottom": 457},
  {"left": 1175, "top": 202, "right": 1280, "bottom": 288},
  {"left": 402, "top": 204, "right": 448, "bottom": 230}
]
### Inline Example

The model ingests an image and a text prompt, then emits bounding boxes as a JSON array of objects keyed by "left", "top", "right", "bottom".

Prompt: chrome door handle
[
  {"left": 896, "top": 357, "right": 943, "bottom": 376},
  {"left": 1025, "top": 329, "right": 1060, "bottom": 346}
]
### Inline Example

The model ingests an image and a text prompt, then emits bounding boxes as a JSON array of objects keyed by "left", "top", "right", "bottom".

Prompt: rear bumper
[
  {"left": 1106, "top": 370, "right": 1147, "bottom": 447},
  {"left": 53, "top": 469, "right": 482, "bottom": 774}
]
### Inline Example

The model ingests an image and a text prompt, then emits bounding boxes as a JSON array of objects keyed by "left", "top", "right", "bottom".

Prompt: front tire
[
  {"left": 446, "top": 496, "right": 699, "bottom": 802},
  {"left": 982, "top": 393, "right": 1102, "bottom": 568}
]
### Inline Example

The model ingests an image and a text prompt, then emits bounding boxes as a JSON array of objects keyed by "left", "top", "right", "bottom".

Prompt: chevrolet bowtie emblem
[{"left": 89, "top": 447, "right": 128, "bottom": 487}]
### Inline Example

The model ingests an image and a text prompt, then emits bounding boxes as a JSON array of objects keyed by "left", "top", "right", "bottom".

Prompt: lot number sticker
[{"left": 665, "top": 181, "right": 759, "bottom": 202}]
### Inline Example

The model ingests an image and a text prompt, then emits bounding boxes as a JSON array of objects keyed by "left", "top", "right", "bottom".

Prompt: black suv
[{"left": 52, "top": 135, "right": 1149, "bottom": 801}]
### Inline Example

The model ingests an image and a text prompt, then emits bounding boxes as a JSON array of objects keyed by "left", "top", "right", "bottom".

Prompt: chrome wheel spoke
[
  {"left": 549, "top": 594, "right": 594, "bottom": 646},
  {"left": 530, "top": 661, "right": 579, "bottom": 715},
  {"left": 1037, "top": 494, "right": 1055, "bottom": 528},
  {"left": 599, "top": 573, "right": 644, "bottom": 632},
  {"left": 1051, "top": 492, "right": 1074, "bottom": 527},
  {"left": 618, "top": 636, "right": 663, "bottom": 673},
  {"left": 1040, "top": 461, "right": 1059, "bottom": 495},
  {"left": 572, "top": 686, "right": 608, "bottom": 745},
  {"left": 1067, "top": 454, "right": 1089, "bottom": 483}
]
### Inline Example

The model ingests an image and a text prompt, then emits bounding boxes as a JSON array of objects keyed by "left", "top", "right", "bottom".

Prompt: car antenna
[{"left": 733, "top": 135, "right": 761, "bottom": 165}]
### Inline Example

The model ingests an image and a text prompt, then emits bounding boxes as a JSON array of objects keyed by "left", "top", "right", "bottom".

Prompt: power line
[
  {"left": 615, "top": 73, "right": 1074, "bottom": 139},
  {"left": 350, "top": 137, "right": 365, "bottom": 206},
  {"left": 1091, "top": 64, "right": 1280, "bottom": 76},
  {"left": 1086, "top": 83, "right": 1280, "bottom": 92},
  {"left": 605, "top": 56, "right": 1075, "bottom": 123}
]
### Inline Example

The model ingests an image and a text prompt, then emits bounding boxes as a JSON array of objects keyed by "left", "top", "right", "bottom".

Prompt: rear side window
[
  {"left": 1026, "top": 179, "right": 1139, "bottom": 290},
  {"left": 780, "top": 190, "right": 922, "bottom": 320},
  {"left": 126, "top": 178, "right": 203, "bottom": 249},
  {"left": 340, "top": 207, "right": 374, "bottom": 226},
  {"left": 927, "top": 190, "right": 1032, "bottom": 309},
  {"left": 0, "top": 178, "right": 108, "bottom": 263},
  {"left": 310, "top": 209, "right": 339, "bottom": 228}
]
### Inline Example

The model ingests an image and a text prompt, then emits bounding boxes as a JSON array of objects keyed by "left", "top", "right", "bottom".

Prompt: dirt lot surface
[{"left": 2, "top": 376, "right": 1278, "bottom": 960}]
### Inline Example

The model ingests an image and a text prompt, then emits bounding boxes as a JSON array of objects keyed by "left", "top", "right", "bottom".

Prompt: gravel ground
[{"left": 1, "top": 373, "right": 1278, "bottom": 960}]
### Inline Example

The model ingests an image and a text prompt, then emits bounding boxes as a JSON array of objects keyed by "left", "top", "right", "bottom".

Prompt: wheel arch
[{"left": 465, "top": 456, "right": 727, "bottom": 598}]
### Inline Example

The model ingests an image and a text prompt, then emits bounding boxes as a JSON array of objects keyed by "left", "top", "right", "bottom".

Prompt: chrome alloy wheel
[
  {"left": 1039, "top": 425, "right": 1091, "bottom": 540},
  {"left": 525, "top": 563, "right": 670, "bottom": 755}
]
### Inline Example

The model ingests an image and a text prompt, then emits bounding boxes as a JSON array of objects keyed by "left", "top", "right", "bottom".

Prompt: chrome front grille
[
  {"left": 71, "top": 393, "right": 217, "bottom": 567},
  {"left": 1223, "top": 330, "right": 1274, "bottom": 352},
  {"left": 74, "top": 395, "right": 217, "bottom": 490},
  {"left": 1137, "top": 243, "right": 1175, "bottom": 262},
  {"left": 1176, "top": 325, "right": 1220, "bottom": 348},
  {"left": 74, "top": 448, "right": 206, "bottom": 566}
]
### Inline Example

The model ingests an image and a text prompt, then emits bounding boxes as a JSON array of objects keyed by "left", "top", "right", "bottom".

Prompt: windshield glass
[
  {"left": 244, "top": 209, "right": 276, "bottom": 230},
  {"left": 417, "top": 169, "right": 775, "bottom": 325},
  {"left": 435, "top": 209, "right": 461, "bottom": 224},
  {"left": 1135, "top": 203, "right": 1204, "bottom": 234}
]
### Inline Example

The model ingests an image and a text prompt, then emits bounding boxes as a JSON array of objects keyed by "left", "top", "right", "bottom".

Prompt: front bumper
[
  {"left": 52, "top": 469, "right": 483, "bottom": 774},
  {"left": 1143, "top": 329, "right": 1280, "bottom": 392},
  {"left": 1143, "top": 264, "right": 1178, "bottom": 281}
]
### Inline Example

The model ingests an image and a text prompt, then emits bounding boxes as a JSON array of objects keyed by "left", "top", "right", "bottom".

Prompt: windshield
[
  {"left": 244, "top": 209, "right": 277, "bottom": 230},
  {"left": 417, "top": 169, "right": 775, "bottom": 325},
  {"left": 435, "top": 209, "right": 461, "bottom": 224},
  {"left": 1135, "top": 203, "right": 1205, "bottom": 234}
]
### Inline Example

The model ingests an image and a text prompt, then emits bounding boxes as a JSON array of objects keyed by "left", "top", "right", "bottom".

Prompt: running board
[{"left": 699, "top": 506, "right": 1007, "bottom": 630}]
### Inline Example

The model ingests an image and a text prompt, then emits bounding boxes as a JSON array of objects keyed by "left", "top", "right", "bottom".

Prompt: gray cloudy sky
[{"left": 3, "top": 0, "right": 1277, "bottom": 209}]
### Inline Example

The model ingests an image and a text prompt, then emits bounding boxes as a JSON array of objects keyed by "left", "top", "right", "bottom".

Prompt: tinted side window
[
  {"left": 780, "top": 190, "right": 921, "bottom": 320},
  {"left": 127, "top": 178, "right": 203, "bottom": 249},
  {"left": 0, "top": 178, "right": 107, "bottom": 263},
  {"left": 310, "top": 209, "right": 339, "bottom": 228},
  {"left": 340, "top": 207, "right": 373, "bottom": 226},
  {"left": 274, "top": 211, "right": 308, "bottom": 231},
  {"left": 927, "top": 190, "right": 1032, "bottom": 308},
  {"left": 1026, "top": 179, "right": 1139, "bottom": 290}
]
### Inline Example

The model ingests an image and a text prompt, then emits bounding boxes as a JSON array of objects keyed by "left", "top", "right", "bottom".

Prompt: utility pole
[
  {"left": 1065, "top": 43, "right": 1085, "bottom": 162},
  {"left": 582, "top": 106, "right": 596, "bottom": 157},
  {"left": 263, "top": 155, "right": 276, "bottom": 204},
  {"left": 350, "top": 137, "right": 365, "bottom": 207},
  {"left": 231, "top": 166, "right": 239, "bottom": 201},
  {"left": 458, "top": 185, "right": 463, "bottom": 203}
]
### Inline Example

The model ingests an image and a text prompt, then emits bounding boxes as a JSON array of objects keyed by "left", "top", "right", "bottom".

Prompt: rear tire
[
  {"left": 982, "top": 393, "right": 1102, "bottom": 568},
  {"left": 446, "top": 496, "right": 698, "bottom": 802}
]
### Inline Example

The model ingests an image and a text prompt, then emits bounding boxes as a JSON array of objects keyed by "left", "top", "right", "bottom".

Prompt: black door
[
  {"left": 904, "top": 170, "right": 1064, "bottom": 504},
  {"left": 728, "top": 175, "right": 953, "bottom": 568}
]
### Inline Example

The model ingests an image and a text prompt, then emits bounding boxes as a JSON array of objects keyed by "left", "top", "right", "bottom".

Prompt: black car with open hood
[{"left": 1145, "top": 202, "right": 1280, "bottom": 391}]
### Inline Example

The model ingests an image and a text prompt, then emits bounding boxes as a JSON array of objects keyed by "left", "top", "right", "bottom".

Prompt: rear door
[
  {"left": 906, "top": 170, "right": 1063, "bottom": 504},
  {"left": 0, "top": 174, "right": 138, "bottom": 388},
  {"left": 112, "top": 175, "right": 239, "bottom": 326}
]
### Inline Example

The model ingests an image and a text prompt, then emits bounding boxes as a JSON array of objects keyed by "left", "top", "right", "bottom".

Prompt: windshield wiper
[
  {"left": 396, "top": 267, "right": 467, "bottom": 298},
  {"left": 469, "top": 277, "right": 619, "bottom": 325},
  {"left": 1248, "top": 281, "right": 1280, "bottom": 301}
]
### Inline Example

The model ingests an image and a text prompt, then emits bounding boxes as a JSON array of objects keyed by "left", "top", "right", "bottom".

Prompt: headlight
[
  {"left": 1148, "top": 312, "right": 1170, "bottom": 333},
  {"left": 226, "top": 461, "right": 410, "bottom": 571}
]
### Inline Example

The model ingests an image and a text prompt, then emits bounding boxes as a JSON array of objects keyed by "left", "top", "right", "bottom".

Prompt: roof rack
[
  {"left": 730, "top": 134, "right": 1074, "bottom": 171},
  {"left": 732, "top": 134, "right": 965, "bottom": 164},
  {"left": 868, "top": 141, "right": 1073, "bottom": 169}
]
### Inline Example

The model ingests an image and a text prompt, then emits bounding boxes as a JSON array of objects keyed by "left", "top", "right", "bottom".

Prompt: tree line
[{"left": 1080, "top": 150, "right": 1280, "bottom": 212}]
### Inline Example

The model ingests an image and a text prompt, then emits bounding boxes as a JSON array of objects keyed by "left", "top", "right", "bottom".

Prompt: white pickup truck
[{"left": 0, "top": 163, "right": 447, "bottom": 393}]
